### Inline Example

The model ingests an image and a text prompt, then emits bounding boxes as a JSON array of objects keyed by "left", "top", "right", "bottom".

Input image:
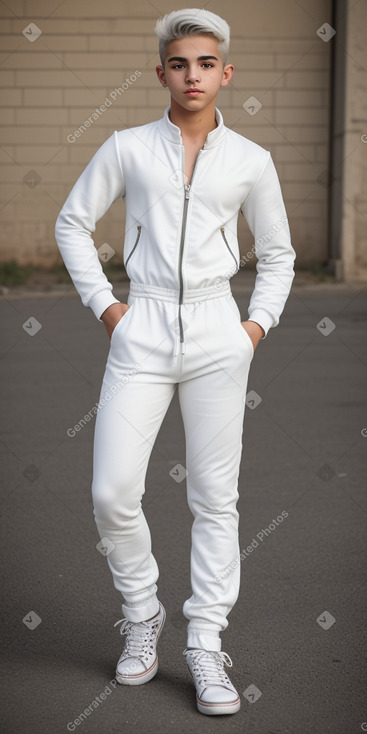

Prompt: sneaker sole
[
  {"left": 116, "top": 656, "right": 159, "bottom": 686},
  {"left": 115, "top": 603, "right": 166, "bottom": 686},
  {"left": 196, "top": 696, "right": 241, "bottom": 716}
]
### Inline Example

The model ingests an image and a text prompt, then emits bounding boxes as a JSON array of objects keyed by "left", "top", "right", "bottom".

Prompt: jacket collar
[{"left": 158, "top": 105, "right": 226, "bottom": 148}]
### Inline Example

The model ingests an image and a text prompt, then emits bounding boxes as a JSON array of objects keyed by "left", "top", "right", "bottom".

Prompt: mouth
[{"left": 185, "top": 89, "right": 203, "bottom": 96}]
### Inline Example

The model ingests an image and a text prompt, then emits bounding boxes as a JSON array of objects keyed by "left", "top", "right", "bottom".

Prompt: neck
[{"left": 168, "top": 99, "right": 218, "bottom": 143}]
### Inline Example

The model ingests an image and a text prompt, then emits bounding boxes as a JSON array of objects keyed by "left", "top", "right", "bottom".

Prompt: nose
[{"left": 185, "top": 64, "right": 200, "bottom": 84}]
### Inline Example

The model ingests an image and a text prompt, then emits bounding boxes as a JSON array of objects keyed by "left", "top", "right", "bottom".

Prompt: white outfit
[{"left": 55, "top": 106, "right": 296, "bottom": 652}]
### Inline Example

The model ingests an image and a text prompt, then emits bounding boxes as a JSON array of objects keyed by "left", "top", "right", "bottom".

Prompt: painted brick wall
[{"left": 0, "top": 0, "right": 332, "bottom": 267}]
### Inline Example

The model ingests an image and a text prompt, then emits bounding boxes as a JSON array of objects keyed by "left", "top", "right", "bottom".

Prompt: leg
[
  {"left": 178, "top": 327, "right": 251, "bottom": 651},
  {"left": 92, "top": 378, "right": 176, "bottom": 622}
]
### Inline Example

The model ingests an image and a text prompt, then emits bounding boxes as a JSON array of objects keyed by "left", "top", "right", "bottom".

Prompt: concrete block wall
[{"left": 0, "top": 0, "right": 332, "bottom": 267}]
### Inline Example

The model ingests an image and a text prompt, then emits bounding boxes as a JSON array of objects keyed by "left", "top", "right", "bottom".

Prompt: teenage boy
[{"left": 55, "top": 7, "right": 296, "bottom": 717}]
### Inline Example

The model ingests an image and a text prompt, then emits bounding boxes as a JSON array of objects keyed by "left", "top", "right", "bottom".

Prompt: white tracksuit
[{"left": 55, "top": 105, "right": 296, "bottom": 652}]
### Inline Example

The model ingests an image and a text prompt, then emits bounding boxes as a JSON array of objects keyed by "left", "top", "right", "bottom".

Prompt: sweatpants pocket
[
  {"left": 222, "top": 295, "right": 254, "bottom": 358},
  {"left": 110, "top": 302, "right": 135, "bottom": 346}
]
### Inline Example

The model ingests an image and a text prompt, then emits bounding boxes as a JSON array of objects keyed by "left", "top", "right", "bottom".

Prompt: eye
[
  {"left": 171, "top": 64, "right": 185, "bottom": 70},
  {"left": 202, "top": 63, "right": 213, "bottom": 68}
]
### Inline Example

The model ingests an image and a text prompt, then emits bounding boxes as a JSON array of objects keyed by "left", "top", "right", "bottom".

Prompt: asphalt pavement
[{"left": 1, "top": 271, "right": 366, "bottom": 734}]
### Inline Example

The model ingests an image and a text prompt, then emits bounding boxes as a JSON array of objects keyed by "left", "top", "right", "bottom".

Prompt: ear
[
  {"left": 220, "top": 64, "right": 235, "bottom": 88},
  {"left": 156, "top": 65, "right": 168, "bottom": 87}
]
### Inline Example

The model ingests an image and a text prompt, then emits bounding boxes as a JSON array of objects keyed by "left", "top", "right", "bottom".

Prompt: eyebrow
[{"left": 167, "top": 55, "right": 219, "bottom": 63}]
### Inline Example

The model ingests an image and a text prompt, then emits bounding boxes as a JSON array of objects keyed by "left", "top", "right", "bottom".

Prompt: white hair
[{"left": 154, "top": 8, "right": 230, "bottom": 66}]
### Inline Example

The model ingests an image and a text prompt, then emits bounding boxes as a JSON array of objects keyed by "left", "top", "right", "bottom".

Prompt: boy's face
[{"left": 156, "top": 34, "right": 234, "bottom": 113}]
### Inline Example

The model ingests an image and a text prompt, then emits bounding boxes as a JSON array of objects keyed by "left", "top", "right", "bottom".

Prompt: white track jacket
[{"left": 55, "top": 105, "right": 296, "bottom": 338}]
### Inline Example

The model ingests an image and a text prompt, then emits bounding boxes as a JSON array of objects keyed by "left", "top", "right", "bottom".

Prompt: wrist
[
  {"left": 101, "top": 302, "right": 122, "bottom": 323},
  {"left": 89, "top": 292, "right": 120, "bottom": 321},
  {"left": 246, "top": 320, "right": 265, "bottom": 339}
]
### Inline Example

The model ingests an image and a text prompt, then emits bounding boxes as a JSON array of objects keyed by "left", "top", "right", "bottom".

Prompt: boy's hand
[
  {"left": 240, "top": 320, "right": 265, "bottom": 351},
  {"left": 101, "top": 302, "right": 130, "bottom": 339}
]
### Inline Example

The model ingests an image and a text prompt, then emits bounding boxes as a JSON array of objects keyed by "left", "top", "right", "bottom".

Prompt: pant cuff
[
  {"left": 121, "top": 594, "right": 160, "bottom": 623},
  {"left": 187, "top": 627, "right": 221, "bottom": 652}
]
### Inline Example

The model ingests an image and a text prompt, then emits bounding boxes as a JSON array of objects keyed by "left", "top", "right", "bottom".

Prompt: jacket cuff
[
  {"left": 247, "top": 308, "right": 275, "bottom": 339},
  {"left": 88, "top": 290, "right": 121, "bottom": 321}
]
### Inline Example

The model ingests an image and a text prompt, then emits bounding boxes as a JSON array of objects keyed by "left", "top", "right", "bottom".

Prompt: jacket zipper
[
  {"left": 220, "top": 227, "right": 238, "bottom": 271},
  {"left": 125, "top": 225, "right": 141, "bottom": 268},
  {"left": 177, "top": 149, "right": 203, "bottom": 354}
]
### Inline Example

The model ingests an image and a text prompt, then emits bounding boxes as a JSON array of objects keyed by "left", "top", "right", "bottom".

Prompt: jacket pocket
[
  {"left": 220, "top": 227, "right": 239, "bottom": 272},
  {"left": 125, "top": 225, "right": 142, "bottom": 268}
]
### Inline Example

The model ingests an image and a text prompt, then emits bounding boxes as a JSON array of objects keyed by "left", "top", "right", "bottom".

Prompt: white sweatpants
[{"left": 92, "top": 281, "right": 254, "bottom": 652}]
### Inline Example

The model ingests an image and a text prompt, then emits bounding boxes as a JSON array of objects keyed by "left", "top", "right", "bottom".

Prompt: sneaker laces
[
  {"left": 183, "top": 648, "right": 234, "bottom": 689},
  {"left": 114, "top": 614, "right": 160, "bottom": 660}
]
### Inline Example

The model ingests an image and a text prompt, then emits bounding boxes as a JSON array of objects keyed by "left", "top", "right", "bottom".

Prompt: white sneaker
[
  {"left": 114, "top": 601, "right": 166, "bottom": 685},
  {"left": 183, "top": 647, "right": 241, "bottom": 715}
]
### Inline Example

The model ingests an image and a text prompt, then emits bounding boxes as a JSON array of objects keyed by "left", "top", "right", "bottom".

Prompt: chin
[{"left": 182, "top": 96, "right": 206, "bottom": 106}]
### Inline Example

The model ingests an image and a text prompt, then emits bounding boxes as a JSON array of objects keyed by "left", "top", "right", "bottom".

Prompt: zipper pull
[{"left": 185, "top": 184, "right": 190, "bottom": 200}]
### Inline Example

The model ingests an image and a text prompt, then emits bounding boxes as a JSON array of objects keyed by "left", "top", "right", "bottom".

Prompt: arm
[
  {"left": 54, "top": 131, "right": 125, "bottom": 321},
  {"left": 240, "top": 152, "right": 296, "bottom": 343}
]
